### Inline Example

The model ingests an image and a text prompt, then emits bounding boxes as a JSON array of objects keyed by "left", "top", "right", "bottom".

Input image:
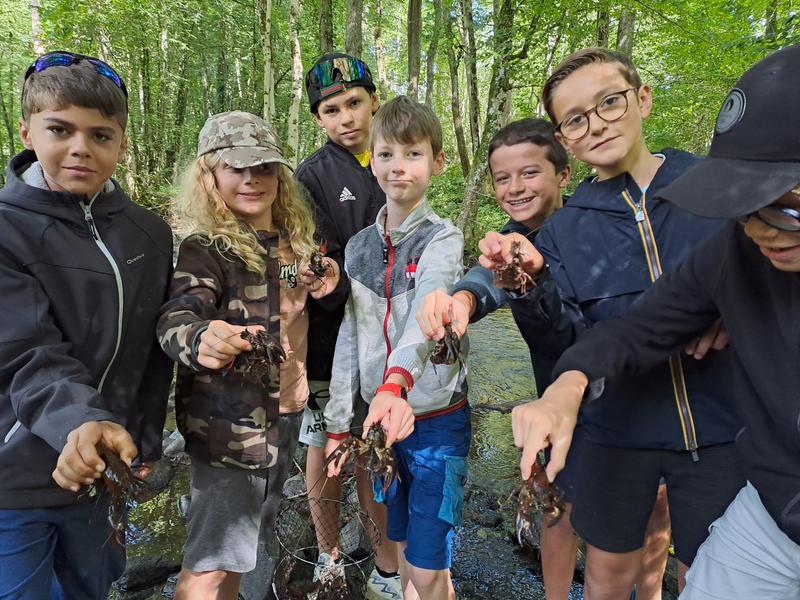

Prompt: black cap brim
[{"left": 657, "top": 156, "right": 800, "bottom": 218}]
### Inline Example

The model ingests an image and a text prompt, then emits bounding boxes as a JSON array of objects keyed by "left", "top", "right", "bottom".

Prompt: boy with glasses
[
  {"left": 0, "top": 51, "right": 173, "bottom": 598},
  {"left": 293, "top": 52, "right": 400, "bottom": 599},
  {"left": 478, "top": 48, "right": 745, "bottom": 598},
  {"left": 514, "top": 43, "right": 800, "bottom": 599}
]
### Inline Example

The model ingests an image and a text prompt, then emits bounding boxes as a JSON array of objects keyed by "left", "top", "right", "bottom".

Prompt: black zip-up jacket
[
  {"left": 508, "top": 149, "right": 740, "bottom": 452},
  {"left": 295, "top": 140, "right": 385, "bottom": 380},
  {"left": 0, "top": 151, "right": 173, "bottom": 509},
  {"left": 554, "top": 221, "right": 800, "bottom": 545},
  {"left": 453, "top": 218, "right": 555, "bottom": 392}
]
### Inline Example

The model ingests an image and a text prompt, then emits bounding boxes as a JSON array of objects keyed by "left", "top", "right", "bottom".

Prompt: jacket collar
[
  {"left": 565, "top": 148, "right": 698, "bottom": 214},
  {"left": 375, "top": 199, "right": 434, "bottom": 245},
  {"left": 2, "top": 150, "right": 129, "bottom": 224},
  {"left": 324, "top": 139, "right": 369, "bottom": 168}
]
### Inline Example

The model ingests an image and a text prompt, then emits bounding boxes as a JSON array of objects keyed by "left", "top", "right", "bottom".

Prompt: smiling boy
[
  {"left": 324, "top": 96, "right": 468, "bottom": 600},
  {"left": 0, "top": 52, "right": 173, "bottom": 599},
  {"left": 478, "top": 49, "right": 745, "bottom": 598},
  {"left": 514, "top": 43, "right": 800, "bottom": 599}
]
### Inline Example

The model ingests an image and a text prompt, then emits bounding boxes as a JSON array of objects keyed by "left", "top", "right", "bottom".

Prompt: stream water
[{"left": 119, "top": 308, "right": 584, "bottom": 599}]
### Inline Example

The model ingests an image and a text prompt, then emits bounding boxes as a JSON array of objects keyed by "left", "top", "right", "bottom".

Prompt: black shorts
[
  {"left": 570, "top": 440, "right": 745, "bottom": 565},
  {"left": 545, "top": 425, "right": 583, "bottom": 504}
]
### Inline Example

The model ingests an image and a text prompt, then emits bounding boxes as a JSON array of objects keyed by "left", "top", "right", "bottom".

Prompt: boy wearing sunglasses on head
[
  {"left": 515, "top": 43, "right": 800, "bottom": 599},
  {"left": 0, "top": 52, "right": 173, "bottom": 599},
  {"left": 479, "top": 48, "right": 746, "bottom": 598},
  {"left": 294, "top": 53, "right": 400, "bottom": 599}
]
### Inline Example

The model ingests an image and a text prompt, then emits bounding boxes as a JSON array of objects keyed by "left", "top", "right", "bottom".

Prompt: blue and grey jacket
[
  {"left": 324, "top": 200, "right": 468, "bottom": 436},
  {"left": 492, "top": 149, "right": 740, "bottom": 453}
]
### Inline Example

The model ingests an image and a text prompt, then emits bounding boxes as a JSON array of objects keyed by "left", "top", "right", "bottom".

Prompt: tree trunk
[
  {"left": 765, "top": 0, "right": 779, "bottom": 37},
  {"left": 287, "top": 0, "right": 304, "bottom": 165},
  {"left": 456, "top": 0, "right": 531, "bottom": 248},
  {"left": 260, "top": 0, "right": 275, "bottom": 121},
  {"left": 424, "top": 0, "right": 443, "bottom": 107},
  {"left": 373, "top": 0, "right": 389, "bottom": 97},
  {"left": 407, "top": 0, "right": 422, "bottom": 100},
  {"left": 162, "top": 44, "right": 191, "bottom": 182},
  {"left": 0, "top": 73, "right": 15, "bottom": 161},
  {"left": 616, "top": 7, "right": 636, "bottom": 56},
  {"left": 444, "top": 0, "right": 470, "bottom": 177},
  {"left": 596, "top": 2, "right": 610, "bottom": 47},
  {"left": 460, "top": 0, "right": 480, "bottom": 152},
  {"left": 320, "top": 0, "right": 333, "bottom": 54},
  {"left": 346, "top": 0, "right": 363, "bottom": 57},
  {"left": 30, "top": 0, "right": 44, "bottom": 55}
]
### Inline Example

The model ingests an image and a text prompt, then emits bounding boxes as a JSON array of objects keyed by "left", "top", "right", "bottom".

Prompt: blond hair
[{"left": 180, "top": 153, "right": 317, "bottom": 272}]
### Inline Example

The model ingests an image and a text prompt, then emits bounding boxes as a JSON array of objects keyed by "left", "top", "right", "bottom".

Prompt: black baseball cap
[
  {"left": 657, "top": 43, "right": 800, "bottom": 218},
  {"left": 305, "top": 52, "right": 376, "bottom": 113}
]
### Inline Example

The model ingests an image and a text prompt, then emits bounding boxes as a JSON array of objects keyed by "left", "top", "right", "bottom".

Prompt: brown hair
[
  {"left": 542, "top": 48, "right": 642, "bottom": 123},
  {"left": 370, "top": 95, "right": 443, "bottom": 155},
  {"left": 488, "top": 118, "right": 568, "bottom": 173},
  {"left": 22, "top": 60, "right": 128, "bottom": 129}
]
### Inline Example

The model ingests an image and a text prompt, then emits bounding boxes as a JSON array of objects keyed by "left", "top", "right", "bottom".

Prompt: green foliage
[{"left": 0, "top": 0, "right": 790, "bottom": 235}]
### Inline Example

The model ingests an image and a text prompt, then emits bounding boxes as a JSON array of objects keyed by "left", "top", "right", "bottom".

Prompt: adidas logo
[{"left": 339, "top": 187, "right": 356, "bottom": 202}]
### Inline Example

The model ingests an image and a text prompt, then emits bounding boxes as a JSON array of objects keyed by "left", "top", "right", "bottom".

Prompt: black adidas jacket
[
  {"left": 0, "top": 151, "right": 173, "bottom": 509},
  {"left": 295, "top": 140, "right": 385, "bottom": 381}
]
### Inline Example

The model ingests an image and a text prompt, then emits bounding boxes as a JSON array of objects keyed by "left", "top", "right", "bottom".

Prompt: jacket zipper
[
  {"left": 4, "top": 199, "right": 125, "bottom": 445},
  {"left": 621, "top": 190, "right": 699, "bottom": 461},
  {"left": 382, "top": 235, "right": 395, "bottom": 379},
  {"left": 80, "top": 200, "right": 125, "bottom": 393}
]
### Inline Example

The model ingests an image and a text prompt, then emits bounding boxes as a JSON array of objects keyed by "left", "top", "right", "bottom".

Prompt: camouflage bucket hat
[{"left": 197, "top": 111, "right": 293, "bottom": 171}]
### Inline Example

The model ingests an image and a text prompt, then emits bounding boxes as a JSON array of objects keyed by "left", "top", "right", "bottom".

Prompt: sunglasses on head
[
  {"left": 311, "top": 56, "right": 370, "bottom": 96},
  {"left": 25, "top": 51, "right": 128, "bottom": 98}
]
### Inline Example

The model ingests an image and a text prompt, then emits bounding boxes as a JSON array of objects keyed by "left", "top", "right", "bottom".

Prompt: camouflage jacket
[{"left": 157, "top": 233, "right": 281, "bottom": 470}]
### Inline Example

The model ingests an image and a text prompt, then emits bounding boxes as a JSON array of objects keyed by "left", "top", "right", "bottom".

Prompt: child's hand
[
  {"left": 52, "top": 421, "right": 138, "bottom": 492},
  {"left": 685, "top": 319, "right": 729, "bottom": 359},
  {"left": 324, "top": 437, "right": 350, "bottom": 478},
  {"left": 197, "top": 320, "right": 263, "bottom": 370},
  {"left": 511, "top": 370, "right": 586, "bottom": 482},
  {"left": 300, "top": 258, "right": 341, "bottom": 300},
  {"left": 416, "top": 289, "right": 471, "bottom": 341},
  {"left": 363, "top": 392, "right": 415, "bottom": 447},
  {"left": 478, "top": 232, "right": 545, "bottom": 277}
]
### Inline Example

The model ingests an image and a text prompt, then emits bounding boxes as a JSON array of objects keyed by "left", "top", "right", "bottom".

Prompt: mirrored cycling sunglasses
[
  {"left": 25, "top": 51, "right": 128, "bottom": 98},
  {"left": 311, "top": 56, "right": 369, "bottom": 97}
]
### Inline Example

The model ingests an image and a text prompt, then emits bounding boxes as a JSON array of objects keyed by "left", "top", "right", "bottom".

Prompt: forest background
[{"left": 0, "top": 0, "right": 797, "bottom": 255}]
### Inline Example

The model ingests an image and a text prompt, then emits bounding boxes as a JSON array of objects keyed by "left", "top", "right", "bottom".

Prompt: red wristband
[{"left": 375, "top": 383, "right": 408, "bottom": 400}]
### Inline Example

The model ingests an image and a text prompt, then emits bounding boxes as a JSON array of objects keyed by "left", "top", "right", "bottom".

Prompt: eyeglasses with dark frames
[{"left": 556, "top": 88, "right": 637, "bottom": 141}]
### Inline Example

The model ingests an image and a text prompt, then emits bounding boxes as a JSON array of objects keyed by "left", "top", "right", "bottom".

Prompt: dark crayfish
[
  {"left": 93, "top": 450, "right": 152, "bottom": 545},
  {"left": 324, "top": 423, "right": 397, "bottom": 497},
  {"left": 512, "top": 451, "right": 565, "bottom": 547},
  {"left": 238, "top": 328, "right": 286, "bottom": 383},
  {"left": 493, "top": 241, "right": 535, "bottom": 295},
  {"left": 308, "top": 250, "right": 333, "bottom": 280},
  {"left": 429, "top": 322, "right": 462, "bottom": 368}
]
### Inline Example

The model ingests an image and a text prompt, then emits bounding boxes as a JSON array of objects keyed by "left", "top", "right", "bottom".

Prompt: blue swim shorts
[{"left": 382, "top": 404, "right": 471, "bottom": 570}]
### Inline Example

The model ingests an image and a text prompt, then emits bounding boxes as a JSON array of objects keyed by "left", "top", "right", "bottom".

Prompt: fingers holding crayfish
[{"left": 196, "top": 320, "right": 262, "bottom": 370}]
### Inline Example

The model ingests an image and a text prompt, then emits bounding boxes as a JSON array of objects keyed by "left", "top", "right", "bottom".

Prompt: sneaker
[
  {"left": 313, "top": 552, "right": 345, "bottom": 583},
  {"left": 366, "top": 568, "right": 402, "bottom": 600}
]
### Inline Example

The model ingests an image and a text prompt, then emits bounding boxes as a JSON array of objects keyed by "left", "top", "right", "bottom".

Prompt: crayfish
[
  {"left": 511, "top": 451, "right": 565, "bottom": 547},
  {"left": 324, "top": 424, "right": 397, "bottom": 498},
  {"left": 308, "top": 250, "right": 333, "bottom": 280},
  {"left": 93, "top": 450, "right": 152, "bottom": 545},
  {"left": 429, "top": 322, "right": 462, "bottom": 368},
  {"left": 493, "top": 241, "right": 535, "bottom": 295},
  {"left": 238, "top": 328, "right": 286, "bottom": 383}
]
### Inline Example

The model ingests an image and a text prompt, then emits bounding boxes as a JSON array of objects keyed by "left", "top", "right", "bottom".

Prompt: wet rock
[
  {"left": 282, "top": 473, "right": 306, "bottom": 498},
  {"left": 161, "top": 573, "right": 178, "bottom": 599},
  {"left": 142, "top": 458, "right": 175, "bottom": 493},
  {"left": 338, "top": 517, "right": 361, "bottom": 555},
  {"left": 163, "top": 430, "right": 186, "bottom": 457},
  {"left": 114, "top": 555, "right": 180, "bottom": 592},
  {"left": 177, "top": 494, "right": 191, "bottom": 520},
  {"left": 294, "top": 444, "right": 307, "bottom": 469}
]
